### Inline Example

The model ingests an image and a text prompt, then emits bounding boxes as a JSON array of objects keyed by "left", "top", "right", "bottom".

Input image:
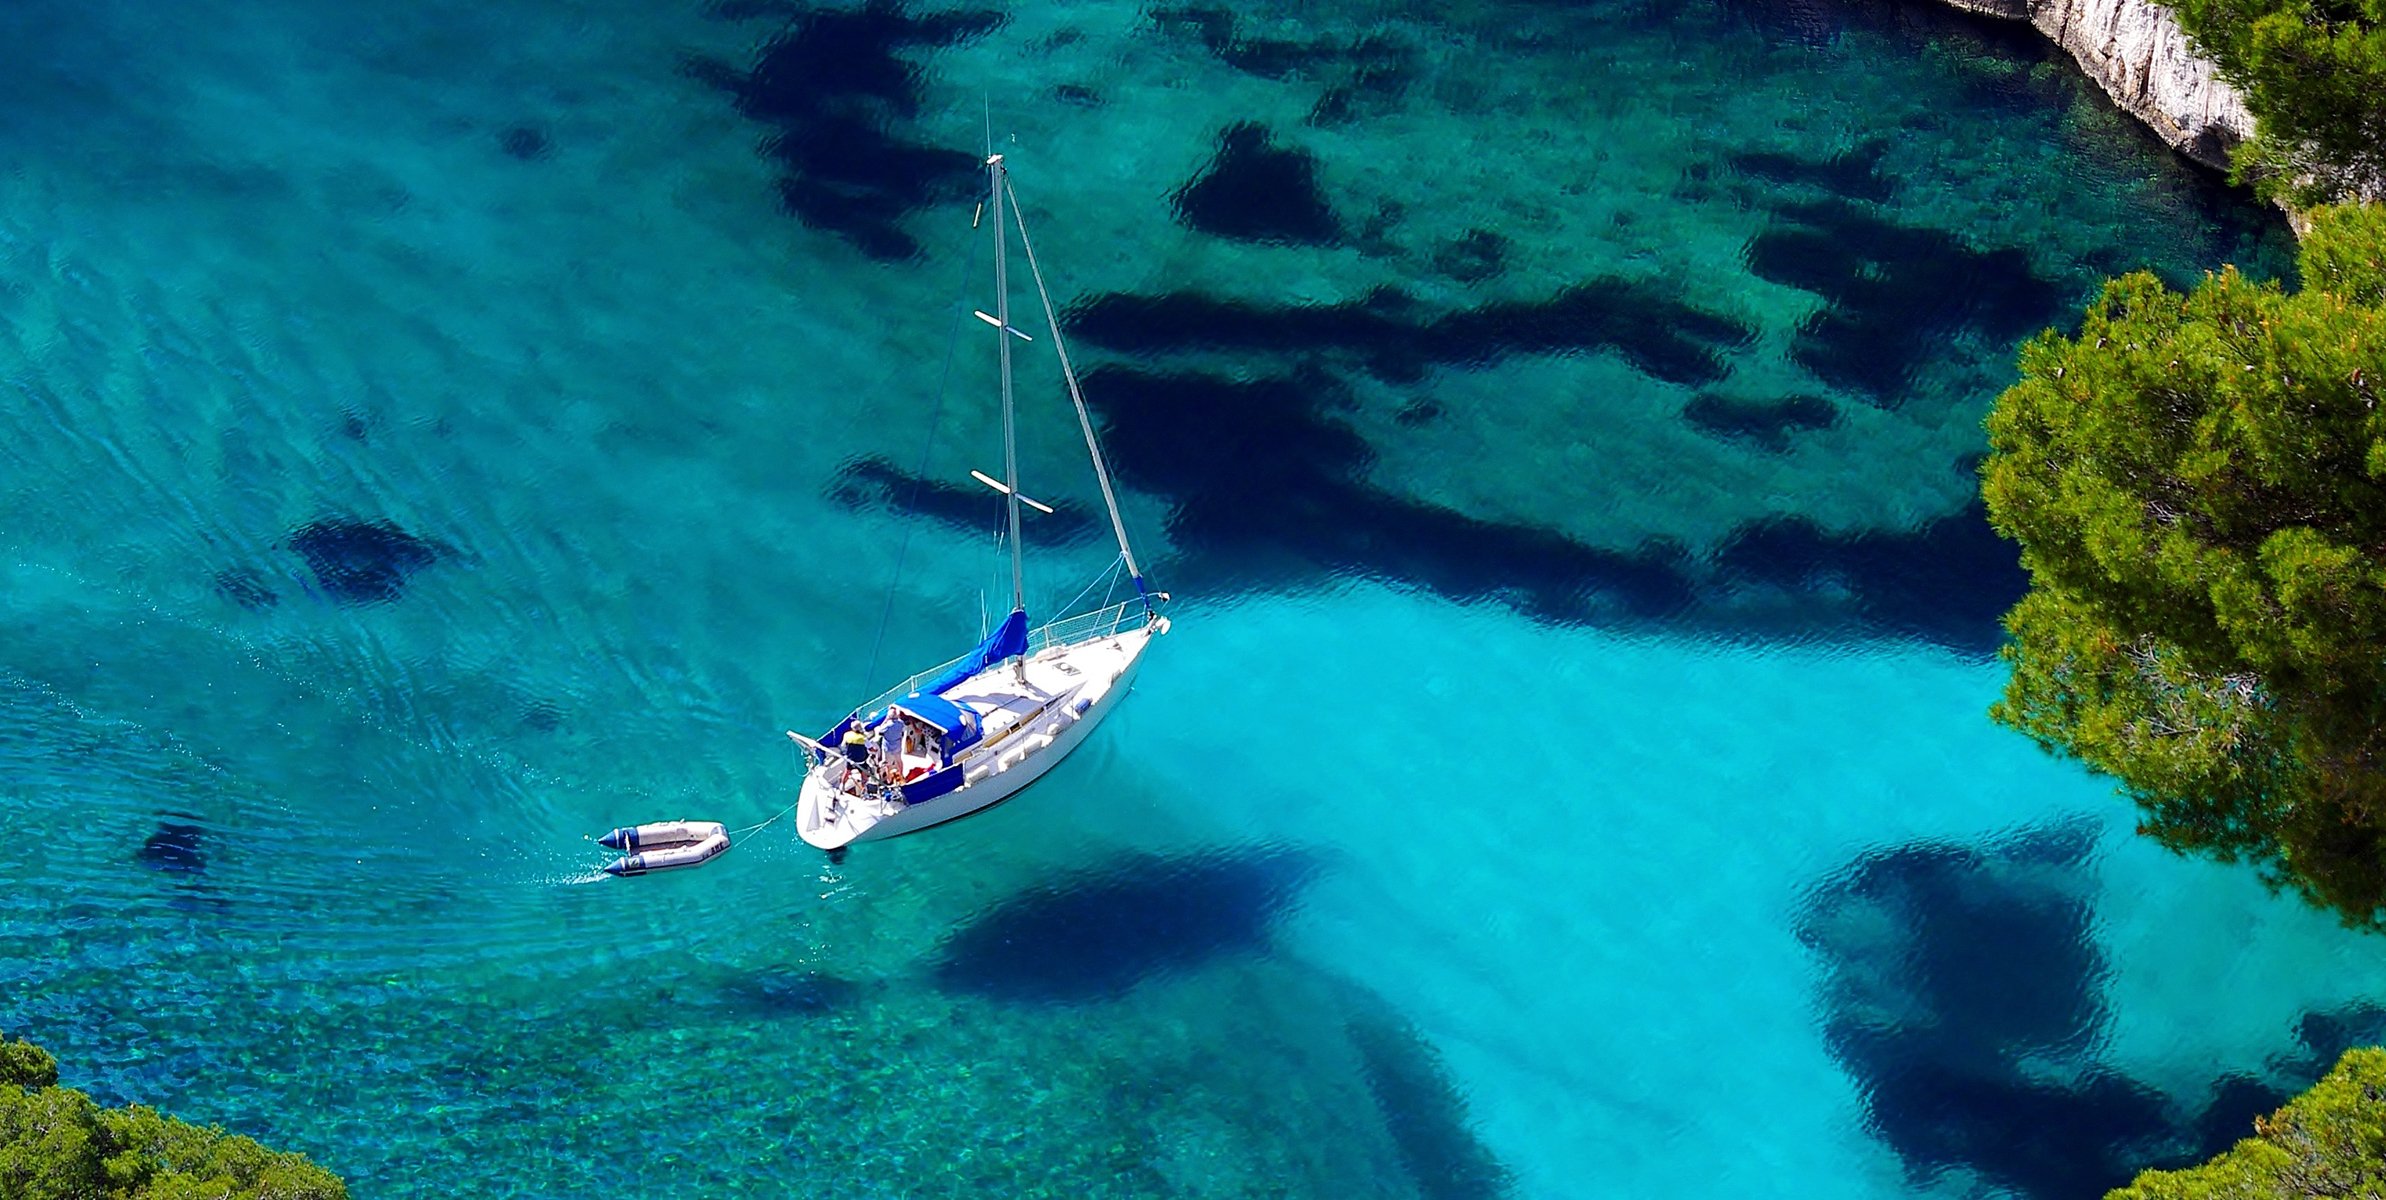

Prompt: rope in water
[
  {"left": 720, "top": 737, "right": 819, "bottom": 842},
  {"left": 727, "top": 798, "right": 801, "bottom": 842}
]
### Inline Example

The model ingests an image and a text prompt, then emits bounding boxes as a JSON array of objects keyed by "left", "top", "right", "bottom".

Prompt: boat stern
[{"left": 796, "top": 765, "right": 874, "bottom": 850}]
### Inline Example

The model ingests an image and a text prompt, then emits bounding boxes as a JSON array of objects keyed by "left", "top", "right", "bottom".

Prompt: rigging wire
[
  {"left": 1004, "top": 178, "right": 1153, "bottom": 604},
  {"left": 858, "top": 213, "right": 984, "bottom": 695},
  {"left": 1047, "top": 553, "right": 1126, "bottom": 623}
]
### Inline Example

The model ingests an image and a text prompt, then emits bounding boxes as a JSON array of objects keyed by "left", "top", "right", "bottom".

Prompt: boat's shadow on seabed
[{"left": 928, "top": 843, "right": 1320, "bottom": 1004}]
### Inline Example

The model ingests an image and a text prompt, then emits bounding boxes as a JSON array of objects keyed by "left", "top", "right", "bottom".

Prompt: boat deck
[{"left": 797, "top": 621, "right": 1158, "bottom": 848}]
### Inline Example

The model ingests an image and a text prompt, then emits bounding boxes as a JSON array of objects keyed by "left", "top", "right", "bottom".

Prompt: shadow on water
[
  {"left": 828, "top": 454, "right": 1099, "bottom": 547},
  {"left": 932, "top": 844, "right": 1320, "bottom": 1004},
  {"left": 1799, "top": 820, "right": 2386, "bottom": 1197}
]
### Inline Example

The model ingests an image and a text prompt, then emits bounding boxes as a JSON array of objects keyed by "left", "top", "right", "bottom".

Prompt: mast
[
  {"left": 988, "top": 154, "right": 1028, "bottom": 678},
  {"left": 1006, "top": 179, "right": 1157, "bottom": 614}
]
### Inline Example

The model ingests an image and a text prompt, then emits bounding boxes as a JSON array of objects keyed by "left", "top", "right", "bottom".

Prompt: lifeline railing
[
  {"left": 1027, "top": 600, "right": 1143, "bottom": 655},
  {"left": 846, "top": 600, "right": 1150, "bottom": 721}
]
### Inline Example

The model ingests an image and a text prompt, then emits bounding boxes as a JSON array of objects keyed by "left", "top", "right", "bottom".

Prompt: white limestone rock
[{"left": 1945, "top": 0, "right": 2254, "bottom": 169}]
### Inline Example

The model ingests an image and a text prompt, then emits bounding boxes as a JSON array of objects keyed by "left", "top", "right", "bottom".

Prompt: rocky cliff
[{"left": 1941, "top": 0, "right": 2252, "bottom": 170}]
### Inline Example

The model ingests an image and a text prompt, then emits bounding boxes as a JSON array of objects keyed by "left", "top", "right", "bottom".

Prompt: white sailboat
[{"left": 790, "top": 153, "right": 1170, "bottom": 852}]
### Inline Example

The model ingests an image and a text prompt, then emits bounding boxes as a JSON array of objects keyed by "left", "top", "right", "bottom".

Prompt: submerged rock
[
  {"left": 288, "top": 517, "right": 444, "bottom": 605},
  {"left": 137, "top": 821, "right": 206, "bottom": 874},
  {"left": 1172, "top": 123, "right": 1340, "bottom": 245},
  {"left": 699, "top": 0, "right": 1001, "bottom": 259},
  {"left": 497, "top": 125, "right": 552, "bottom": 161},
  {"left": 1790, "top": 820, "right": 2358, "bottom": 1196},
  {"left": 826, "top": 455, "right": 1099, "bottom": 546}
]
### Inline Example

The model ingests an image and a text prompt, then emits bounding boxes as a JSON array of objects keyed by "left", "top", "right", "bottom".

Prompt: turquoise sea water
[{"left": 2, "top": 0, "right": 2376, "bottom": 1196}]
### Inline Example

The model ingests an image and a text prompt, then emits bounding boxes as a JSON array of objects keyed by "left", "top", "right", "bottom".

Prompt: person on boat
[
  {"left": 840, "top": 721, "right": 872, "bottom": 791},
  {"left": 869, "top": 716, "right": 904, "bottom": 777}
]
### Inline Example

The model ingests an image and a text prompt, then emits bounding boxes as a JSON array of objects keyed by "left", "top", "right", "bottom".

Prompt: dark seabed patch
[
  {"left": 1800, "top": 820, "right": 2166, "bottom": 1197},
  {"left": 1711, "top": 501, "right": 2025, "bottom": 648},
  {"left": 1050, "top": 259, "right": 2036, "bottom": 649},
  {"left": 705, "top": 0, "right": 801, "bottom": 18},
  {"left": 932, "top": 845, "right": 1318, "bottom": 1003},
  {"left": 1743, "top": 198, "right": 2067, "bottom": 405},
  {"left": 1681, "top": 393, "right": 1838, "bottom": 450},
  {"left": 1795, "top": 820, "right": 2357, "bottom": 1197},
  {"left": 1431, "top": 229, "right": 1509, "bottom": 285},
  {"left": 212, "top": 566, "right": 279, "bottom": 612},
  {"left": 518, "top": 699, "right": 564, "bottom": 733},
  {"left": 1728, "top": 138, "right": 1895, "bottom": 203},
  {"left": 827, "top": 454, "right": 1098, "bottom": 546},
  {"left": 710, "top": 969, "right": 867, "bottom": 1020},
  {"left": 1346, "top": 1012, "right": 1514, "bottom": 1200},
  {"left": 1067, "top": 282, "right": 1752, "bottom": 388},
  {"left": 1078, "top": 365, "right": 2019, "bottom": 649},
  {"left": 2186, "top": 1002, "right": 2386, "bottom": 1148},
  {"left": 496, "top": 125, "right": 551, "bottom": 161},
  {"left": 1084, "top": 366, "right": 1695, "bottom": 621},
  {"left": 137, "top": 820, "right": 206, "bottom": 874},
  {"left": 1172, "top": 122, "right": 1341, "bottom": 246},
  {"left": 1149, "top": 7, "right": 1418, "bottom": 125},
  {"left": 287, "top": 517, "right": 445, "bottom": 605},
  {"left": 693, "top": 0, "right": 1001, "bottom": 260}
]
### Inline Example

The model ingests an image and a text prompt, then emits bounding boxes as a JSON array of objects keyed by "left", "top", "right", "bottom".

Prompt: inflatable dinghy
[{"left": 599, "top": 820, "right": 730, "bottom": 877}]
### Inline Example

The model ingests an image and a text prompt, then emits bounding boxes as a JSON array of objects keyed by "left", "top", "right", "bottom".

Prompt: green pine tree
[
  {"left": 2161, "top": 0, "right": 2386, "bottom": 206},
  {"left": 2108, "top": 1047, "right": 2386, "bottom": 1198},
  {"left": 1982, "top": 203, "right": 2386, "bottom": 926},
  {"left": 0, "top": 1033, "right": 344, "bottom": 1200}
]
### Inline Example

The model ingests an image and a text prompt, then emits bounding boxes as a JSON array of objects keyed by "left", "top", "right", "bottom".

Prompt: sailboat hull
[{"left": 797, "top": 618, "right": 1163, "bottom": 849}]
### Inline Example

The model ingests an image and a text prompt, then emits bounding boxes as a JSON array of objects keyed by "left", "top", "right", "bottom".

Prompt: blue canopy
[
  {"left": 816, "top": 609, "right": 1027, "bottom": 748},
  {"left": 892, "top": 693, "right": 982, "bottom": 752},
  {"left": 915, "top": 608, "right": 1028, "bottom": 697}
]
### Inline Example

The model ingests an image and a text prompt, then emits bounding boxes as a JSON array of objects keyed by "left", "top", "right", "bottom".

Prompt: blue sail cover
[
  {"left": 817, "top": 610, "right": 1028, "bottom": 746},
  {"left": 916, "top": 608, "right": 1028, "bottom": 698}
]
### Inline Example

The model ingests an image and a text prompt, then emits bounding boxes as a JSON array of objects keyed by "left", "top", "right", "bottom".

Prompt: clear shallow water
[{"left": 0, "top": 0, "right": 2368, "bottom": 1196}]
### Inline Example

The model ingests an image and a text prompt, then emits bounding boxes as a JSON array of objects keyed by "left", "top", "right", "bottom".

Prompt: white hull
[{"left": 797, "top": 616, "right": 1165, "bottom": 849}]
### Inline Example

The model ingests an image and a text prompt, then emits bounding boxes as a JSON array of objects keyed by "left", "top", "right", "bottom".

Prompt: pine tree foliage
[
  {"left": 2162, "top": 0, "right": 2386, "bottom": 205},
  {"left": 1983, "top": 203, "right": 2386, "bottom": 926},
  {"left": 2107, "top": 1047, "right": 2386, "bottom": 1198},
  {"left": 0, "top": 1033, "right": 344, "bottom": 1200}
]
